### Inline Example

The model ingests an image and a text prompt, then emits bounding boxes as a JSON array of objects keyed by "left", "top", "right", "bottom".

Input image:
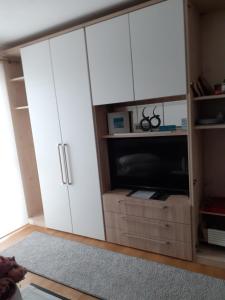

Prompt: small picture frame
[{"left": 107, "top": 112, "right": 131, "bottom": 134}]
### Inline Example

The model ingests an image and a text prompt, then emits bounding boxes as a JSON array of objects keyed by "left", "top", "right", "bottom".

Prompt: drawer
[
  {"left": 106, "top": 228, "right": 192, "bottom": 261},
  {"left": 104, "top": 212, "right": 191, "bottom": 243},
  {"left": 103, "top": 193, "right": 191, "bottom": 224}
]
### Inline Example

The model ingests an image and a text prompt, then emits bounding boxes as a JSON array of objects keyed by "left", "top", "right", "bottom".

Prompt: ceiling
[
  {"left": 0, "top": 0, "right": 140, "bottom": 50},
  {"left": 1, "top": 0, "right": 225, "bottom": 51}
]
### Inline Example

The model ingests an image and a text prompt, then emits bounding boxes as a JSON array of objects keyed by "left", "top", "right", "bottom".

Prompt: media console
[{"left": 103, "top": 189, "right": 192, "bottom": 261}]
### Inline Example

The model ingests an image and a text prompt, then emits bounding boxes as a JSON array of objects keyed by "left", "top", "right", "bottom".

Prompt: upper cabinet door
[
  {"left": 130, "top": 0, "right": 187, "bottom": 101},
  {"left": 50, "top": 30, "right": 105, "bottom": 240},
  {"left": 86, "top": 15, "right": 134, "bottom": 105},
  {"left": 21, "top": 41, "right": 73, "bottom": 233}
]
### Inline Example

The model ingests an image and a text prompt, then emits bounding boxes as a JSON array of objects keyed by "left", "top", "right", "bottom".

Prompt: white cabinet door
[
  {"left": 86, "top": 14, "right": 134, "bottom": 105},
  {"left": 50, "top": 30, "right": 105, "bottom": 240},
  {"left": 130, "top": 0, "right": 187, "bottom": 101},
  {"left": 21, "top": 41, "right": 73, "bottom": 232}
]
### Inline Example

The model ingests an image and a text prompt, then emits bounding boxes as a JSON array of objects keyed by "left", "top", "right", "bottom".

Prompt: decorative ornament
[{"left": 140, "top": 106, "right": 161, "bottom": 132}]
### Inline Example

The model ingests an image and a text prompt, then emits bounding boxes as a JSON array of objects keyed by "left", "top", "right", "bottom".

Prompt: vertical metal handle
[
  {"left": 63, "top": 144, "right": 72, "bottom": 185},
  {"left": 58, "top": 144, "right": 67, "bottom": 184}
]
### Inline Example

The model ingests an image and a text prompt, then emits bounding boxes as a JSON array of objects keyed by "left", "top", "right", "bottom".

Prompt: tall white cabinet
[
  {"left": 21, "top": 29, "right": 105, "bottom": 240},
  {"left": 50, "top": 30, "right": 105, "bottom": 239},
  {"left": 21, "top": 41, "right": 72, "bottom": 233}
]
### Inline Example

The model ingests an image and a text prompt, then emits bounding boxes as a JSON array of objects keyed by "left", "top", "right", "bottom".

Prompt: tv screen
[{"left": 108, "top": 136, "right": 189, "bottom": 194}]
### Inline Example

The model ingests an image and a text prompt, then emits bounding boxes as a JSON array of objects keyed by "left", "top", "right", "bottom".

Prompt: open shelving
[
  {"left": 188, "top": 0, "right": 225, "bottom": 268},
  {"left": 4, "top": 62, "right": 43, "bottom": 221}
]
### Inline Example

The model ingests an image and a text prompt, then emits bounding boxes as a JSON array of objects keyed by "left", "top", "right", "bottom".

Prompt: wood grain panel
[
  {"left": 103, "top": 191, "right": 191, "bottom": 224},
  {"left": 106, "top": 228, "right": 192, "bottom": 260},
  {"left": 104, "top": 211, "right": 192, "bottom": 243}
]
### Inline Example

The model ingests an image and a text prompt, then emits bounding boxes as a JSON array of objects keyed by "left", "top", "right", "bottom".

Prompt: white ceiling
[{"left": 0, "top": 0, "right": 138, "bottom": 50}]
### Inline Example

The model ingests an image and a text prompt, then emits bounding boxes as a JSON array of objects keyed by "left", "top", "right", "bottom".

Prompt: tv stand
[{"left": 103, "top": 189, "right": 192, "bottom": 260}]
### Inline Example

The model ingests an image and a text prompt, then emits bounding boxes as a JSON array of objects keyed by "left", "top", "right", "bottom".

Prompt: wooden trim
[
  {"left": 102, "top": 130, "right": 187, "bottom": 139},
  {"left": 195, "top": 124, "right": 225, "bottom": 130},
  {"left": 1, "top": 0, "right": 167, "bottom": 58},
  {"left": 107, "top": 95, "right": 187, "bottom": 109},
  {"left": 10, "top": 76, "right": 24, "bottom": 82},
  {"left": 194, "top": 94, "right": 225, "bottom": 101}
]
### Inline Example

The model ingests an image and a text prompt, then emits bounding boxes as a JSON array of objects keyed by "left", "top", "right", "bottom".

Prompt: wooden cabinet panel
[
  {"left": 86, "top": 14, "right": 134, "bottom": 105},
  {"left": 130, "top": 0, "right": 187, "bottom": 101},
  {"left": 50, "top": 30, "right": 105, "bottom": 240},
  {"left": 104, "top": 212, "right": 191, "bottom": 243},
  {"left": 106, "top": 228, "right": 192, "bottom": 261},
  {"left": 103, "top": 193, "right": 191, "bottom": 224}
]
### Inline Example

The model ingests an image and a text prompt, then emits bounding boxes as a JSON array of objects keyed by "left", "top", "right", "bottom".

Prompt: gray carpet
[{"left": 2, "top": 232, "right": 225, "bottom": 300}]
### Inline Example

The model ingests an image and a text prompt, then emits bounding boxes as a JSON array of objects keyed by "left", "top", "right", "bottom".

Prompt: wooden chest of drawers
[{"left": 103, "top": 190, "right": 192, "bottom": 261}]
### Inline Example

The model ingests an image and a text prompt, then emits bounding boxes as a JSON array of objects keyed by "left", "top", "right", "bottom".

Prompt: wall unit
[
  {"left": 21, "top": 29, "right": 105, "bottom": 240},
  {"left": 2, "top": 0, "right": 225, "bottom": 268}
]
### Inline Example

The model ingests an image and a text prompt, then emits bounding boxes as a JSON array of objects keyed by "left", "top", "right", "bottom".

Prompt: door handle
[
  {"left": 63, "top": 144, "right": 72, "bottom": 185},
  {"left": 58, "top": 144, "right": 67, "bottom": 184}
]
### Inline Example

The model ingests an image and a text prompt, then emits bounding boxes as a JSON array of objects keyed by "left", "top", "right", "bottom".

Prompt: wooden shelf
[
  {"left": 10, "top": 76, "right": 24, "bottom": 82},
  {"left": 195, "top": 124, "right": 225, "bottom": 130},
  {"left": 102, "top": 129, "right": 188, "bottom": 139},
  {"left": 14, "top": 105, "right": 28, "bottom": 110},
  {"left": 200, "top": 210, "right": 225, "bottom": 217},
  {"left": 194, "top": 94, "right": 225, "bottom": 101}
]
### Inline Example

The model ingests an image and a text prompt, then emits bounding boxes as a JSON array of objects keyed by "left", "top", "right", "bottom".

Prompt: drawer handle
[
  {"left": 119, "top": 200, "right": 169, "bottom": 210},
  {"left": 122, "top": 216, "right": 170, "bottom": 228},
  {"left": 123, "top": 233, "right": 170, "bottom": 245}
]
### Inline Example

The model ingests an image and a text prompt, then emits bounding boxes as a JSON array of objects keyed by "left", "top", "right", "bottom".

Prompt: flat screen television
[{"left": 108, "top": 136, "right": 189, "bottom": 194}]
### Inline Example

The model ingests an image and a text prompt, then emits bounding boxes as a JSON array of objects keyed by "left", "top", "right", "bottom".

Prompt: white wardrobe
[{"left": 21, "top": 29, "right": 105, "bottom": 240}]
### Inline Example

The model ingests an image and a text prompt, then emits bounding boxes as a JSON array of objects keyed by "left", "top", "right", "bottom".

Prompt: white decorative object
[
  {"left": 163, "top": 100, "right": 187, "bottom": 127},
  {"left": 208, "top": 228, "right": 225, "bottom": 247}
]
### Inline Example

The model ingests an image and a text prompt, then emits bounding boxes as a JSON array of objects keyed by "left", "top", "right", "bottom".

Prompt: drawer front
[
  {"left": 104, "top": 212, "right": 191, "bottom": 243},
  {"left": 106, "top": 228, "right": 192, "bottom": 261},
  {"left": 103, "top": 194, "right": 191, "bottom": 224}
]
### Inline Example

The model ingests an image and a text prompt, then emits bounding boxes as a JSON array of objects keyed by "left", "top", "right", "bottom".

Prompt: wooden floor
[{"left": 0, "top": 225, "right": 225, "bottom": 300}]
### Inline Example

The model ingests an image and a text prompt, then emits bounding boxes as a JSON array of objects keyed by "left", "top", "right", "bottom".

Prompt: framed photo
[{"left": 107, "top": 112, "right": 131, "bottom": 134}]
